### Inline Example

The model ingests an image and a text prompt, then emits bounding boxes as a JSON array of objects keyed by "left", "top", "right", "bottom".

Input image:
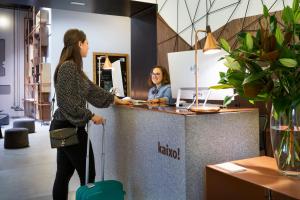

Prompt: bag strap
[{"left": 51, "top": 92, "right": 56, "bottom": 118}]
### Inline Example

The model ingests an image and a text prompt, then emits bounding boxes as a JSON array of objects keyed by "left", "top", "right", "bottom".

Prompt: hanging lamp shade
[{"left": 102, "top": 55, "right": 112, "bottom": 70}]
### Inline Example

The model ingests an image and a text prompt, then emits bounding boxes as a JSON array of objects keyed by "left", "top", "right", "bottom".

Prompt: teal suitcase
[
  {"left": 76, "top": 124, "right": 125, "bottom": 200},
  {"left": 76, "top": 180, "right": 125, "bottom": 200}
]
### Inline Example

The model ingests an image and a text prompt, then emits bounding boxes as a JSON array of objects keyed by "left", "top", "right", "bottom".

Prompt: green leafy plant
[
  {"left": 213, "top": 2, "right": 300, "bottom": 111},
  {"left": 211, "top": 0, "right": 300, "bottom": 169}
]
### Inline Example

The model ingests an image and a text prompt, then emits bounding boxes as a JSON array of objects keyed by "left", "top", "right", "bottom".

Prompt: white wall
[
  {"left": 50, "top": 9, "right": 131, "bottom": 96},
  {"left": 0, "top": 8, "right": 25, "bottom": 117}
]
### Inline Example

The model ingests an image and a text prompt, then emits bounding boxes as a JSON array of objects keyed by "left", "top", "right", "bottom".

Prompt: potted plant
[{"left": 212, "top": 0, "right": 300, "bottom": 176}]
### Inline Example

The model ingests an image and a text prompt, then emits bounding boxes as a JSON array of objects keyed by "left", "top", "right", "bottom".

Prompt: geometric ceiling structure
[{"left": 133, "top": 0, "right": 293, "bottom": 46}]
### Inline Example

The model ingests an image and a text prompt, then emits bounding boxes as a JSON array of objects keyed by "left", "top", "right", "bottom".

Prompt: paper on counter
[{"left": 215, "top": 162, "right": 247, "bottom": 173}]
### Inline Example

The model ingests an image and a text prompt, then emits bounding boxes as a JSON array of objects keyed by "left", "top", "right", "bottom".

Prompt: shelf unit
[{"left": 24, "top": 8, "right": 51, "bottom": 121}]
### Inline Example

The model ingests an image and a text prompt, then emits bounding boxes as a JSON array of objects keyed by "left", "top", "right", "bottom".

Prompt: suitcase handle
[
  {"left": 85, "top": 122, "right": 106, "bottom": 186},
  {"left": 100, "top": 124, "right": 105, "bottom": 181}
]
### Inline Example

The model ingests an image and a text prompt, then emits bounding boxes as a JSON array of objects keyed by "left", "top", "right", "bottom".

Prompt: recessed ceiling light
[
  {"left": 70, "top": 1, "right": 86, "bottom": 6},
  {"left": 0, "top": 15, "right": 10, "bottom": 29}
]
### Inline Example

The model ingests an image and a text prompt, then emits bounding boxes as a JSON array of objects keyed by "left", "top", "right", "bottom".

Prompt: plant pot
[{"left": 270, "top": 104, "right": 300, "bottom": 177}]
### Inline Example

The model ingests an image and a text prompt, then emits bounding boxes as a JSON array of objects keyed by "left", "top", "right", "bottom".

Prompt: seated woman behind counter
[{"left": 147, "top": 65, "right": 172, "bottom": 104}]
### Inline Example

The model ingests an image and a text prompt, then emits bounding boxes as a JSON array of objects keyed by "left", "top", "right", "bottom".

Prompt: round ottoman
[
  {"left": 4, "top": 128, "right": 29, "bottom": 149},
  {"left": 13, "top": 119, "right": 35, "bottom": 133}
]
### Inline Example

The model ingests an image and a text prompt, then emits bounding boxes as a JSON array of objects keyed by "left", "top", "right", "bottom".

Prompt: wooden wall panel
[
  {"left": 212, "top": 11, "right": 282, "bottom": 48},
  {"left": 131, "top": 5, "right": 157, "bottom": 100},
  {"left": 157, "top": 15, "right": 191, "bottom": 71}
]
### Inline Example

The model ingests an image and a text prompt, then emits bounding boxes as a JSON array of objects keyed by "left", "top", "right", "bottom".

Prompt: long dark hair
[
  {"left": 54, "top": 29, "right": 86, "bottom": 84},
  {"left": 148, "top": 65, "right": 170, "bottom": 86}
]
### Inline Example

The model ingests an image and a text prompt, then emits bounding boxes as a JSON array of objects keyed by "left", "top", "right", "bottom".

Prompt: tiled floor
[{"left": 0, "top": 118, "right": 80, "bottom": 200}]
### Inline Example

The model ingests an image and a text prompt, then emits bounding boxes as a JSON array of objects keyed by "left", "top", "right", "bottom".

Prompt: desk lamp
[{"left": 190, "top": 26, "right": 221, "bottom": 113}]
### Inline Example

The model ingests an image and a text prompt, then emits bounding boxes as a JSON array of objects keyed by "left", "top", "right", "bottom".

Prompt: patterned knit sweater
[{"left": 53, "top": 60, "right": 114, "bottom": 127}]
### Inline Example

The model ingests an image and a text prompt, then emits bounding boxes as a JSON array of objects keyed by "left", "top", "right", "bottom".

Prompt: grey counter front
[{"left": 89, "top": 105, "right": 259, "bottom": 200}]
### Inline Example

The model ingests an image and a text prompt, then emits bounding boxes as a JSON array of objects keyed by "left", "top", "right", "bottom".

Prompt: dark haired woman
[
  {"left": 147, "top": 65, "right": 172, "bottom": 104},
  {"left": 50, "top": 29, "right": 130, "bottom": 200}
]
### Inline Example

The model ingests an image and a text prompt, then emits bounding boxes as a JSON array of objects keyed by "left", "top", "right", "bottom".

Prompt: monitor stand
[{"left": 176, "top": 88, "right": 221, "bottom": 112}]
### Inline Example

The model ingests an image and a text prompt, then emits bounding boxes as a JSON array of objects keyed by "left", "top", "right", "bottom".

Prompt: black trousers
[{"left": 50, "top": 119, "right": 95, "bottom": 200}]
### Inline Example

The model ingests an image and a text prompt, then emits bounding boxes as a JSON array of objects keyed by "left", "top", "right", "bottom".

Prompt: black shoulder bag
[{"left": 49, "top": 92, "right": 79, "bottom": 148}]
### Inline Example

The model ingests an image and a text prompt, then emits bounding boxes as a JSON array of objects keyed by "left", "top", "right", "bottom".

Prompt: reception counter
[{"left": 89, "top": 104, "right": 259, "bottom": 200}]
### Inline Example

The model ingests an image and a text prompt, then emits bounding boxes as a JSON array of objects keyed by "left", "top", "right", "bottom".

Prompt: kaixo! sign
[{"left": 158, "top": 142, "right": 180, "bottom": 160}]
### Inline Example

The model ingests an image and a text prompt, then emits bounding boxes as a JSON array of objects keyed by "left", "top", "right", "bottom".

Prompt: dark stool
[
  {"left": 4, "top": 128, "right": 29, "bottom": 149},
  {"left": 13, "top": 119, "right": 35, "bottom": 133}
]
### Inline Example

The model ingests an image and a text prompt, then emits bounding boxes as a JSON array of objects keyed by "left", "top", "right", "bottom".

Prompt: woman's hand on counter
[
  {"left": 114, "top": 96, "right": 132, "bottom": 105},
  {"left": 147, "top": 98, "right": 167, "bottom": 104},
  {"left": 91, "top": 114, "right": 106, "bottom": 125}
]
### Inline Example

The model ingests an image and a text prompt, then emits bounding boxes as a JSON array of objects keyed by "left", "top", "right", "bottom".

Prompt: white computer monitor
[
  {"left": 111, "top": 60, "right": 125, "bottom": 97},
  {"left": 168, "top": 49, "right": 234, "bottom": 101}
]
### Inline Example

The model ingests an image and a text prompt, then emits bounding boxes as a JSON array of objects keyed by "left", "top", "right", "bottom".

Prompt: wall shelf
[{"left": 24, "top": 8, "right": 51, "bottom": 121}]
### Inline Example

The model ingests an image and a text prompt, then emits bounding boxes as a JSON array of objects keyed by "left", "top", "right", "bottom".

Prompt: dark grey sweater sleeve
[
  {"left": 56, "top": 63, "right": 93, "bottom": 126},
  {"left": 86, "top": 79, "right": 115, "bottom": 108}
]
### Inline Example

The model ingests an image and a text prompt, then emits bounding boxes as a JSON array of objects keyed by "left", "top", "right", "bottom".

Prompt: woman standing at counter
[
  {"left": 50, "top": 29, "right": 130, "bottom": 200},
  {"left": 147, "top": 65, "right": 172, "bottom": 104}
]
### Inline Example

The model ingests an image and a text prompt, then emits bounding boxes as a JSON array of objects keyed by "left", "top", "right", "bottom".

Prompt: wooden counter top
[
  {"left": 207, "top": 156, "right": 300, "bottom": 199},
  {"left": 114, "top": 104, "right": 257, "bottom": 116}
]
